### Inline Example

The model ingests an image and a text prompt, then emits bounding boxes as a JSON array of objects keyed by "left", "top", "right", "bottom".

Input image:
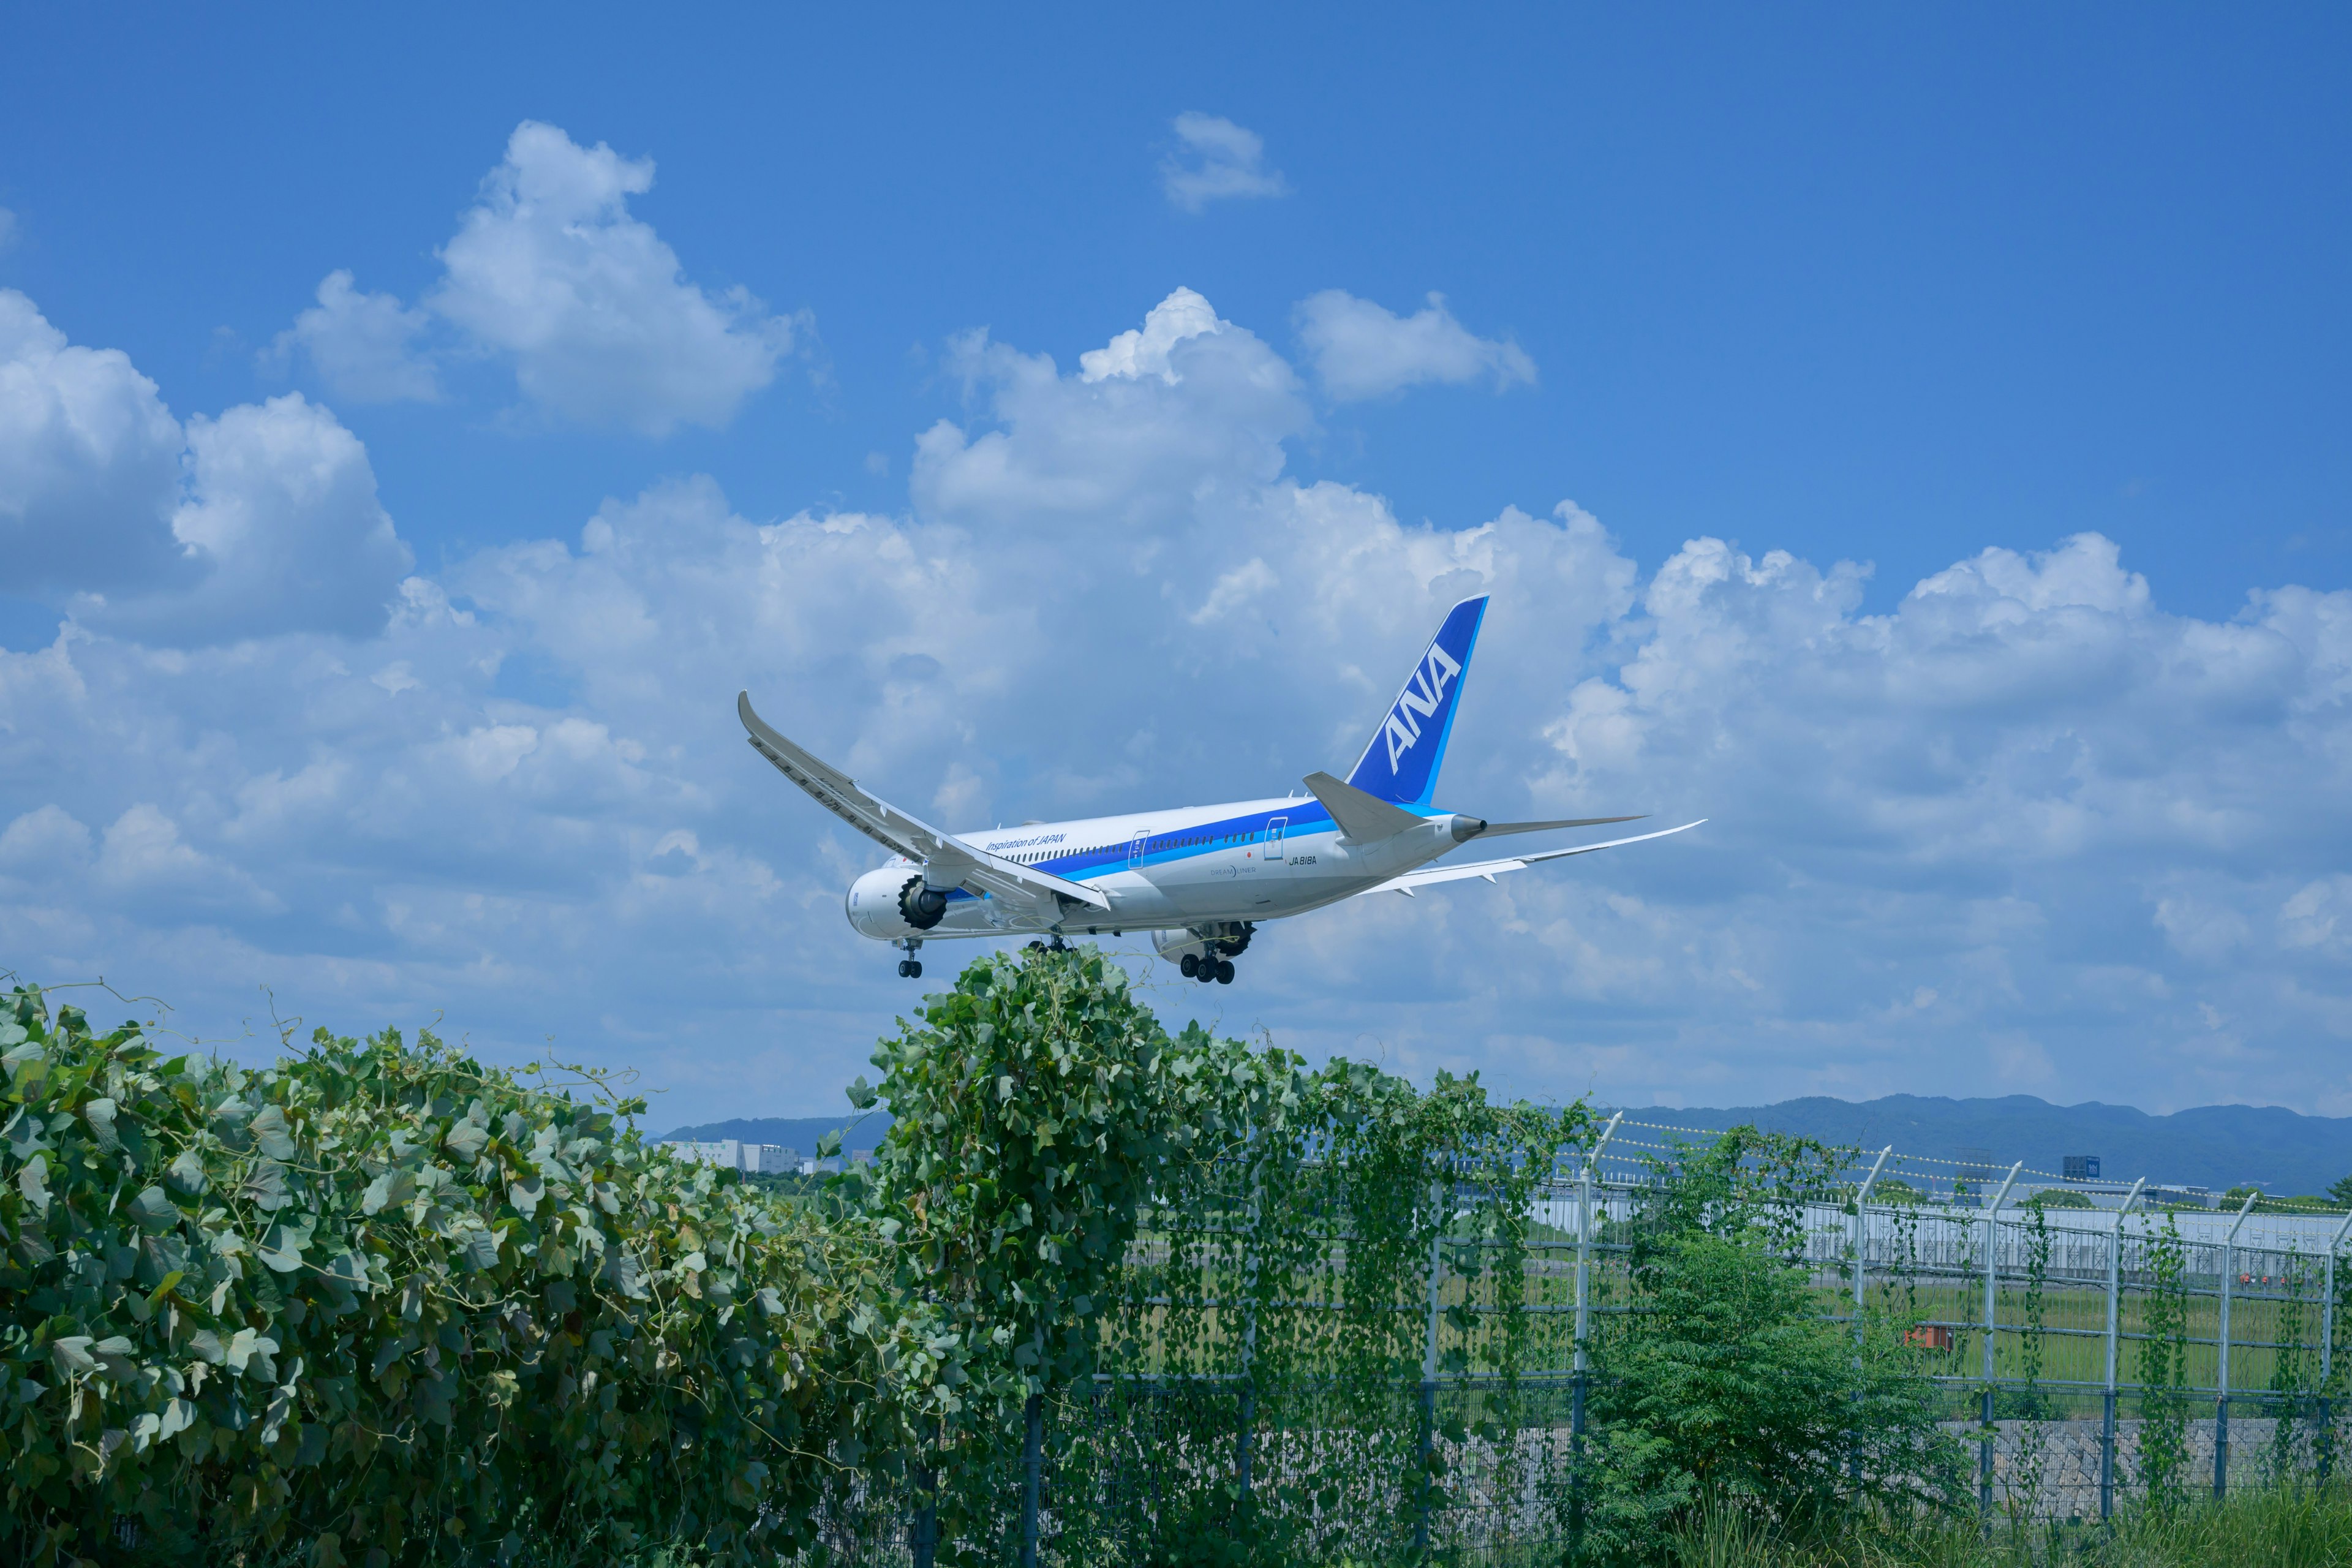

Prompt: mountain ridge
[
  {"left": 658, "top": 1095, "right": 2352, "bottom": 1197},
  {"left": 1612, "top": 1094, "right": 2351, "bottom": 1196}
]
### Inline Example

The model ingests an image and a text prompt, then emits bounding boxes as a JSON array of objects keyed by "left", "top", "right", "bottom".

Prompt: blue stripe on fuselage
[{"left": 949, "top": 797, "right": 1447, "bottom": 894}]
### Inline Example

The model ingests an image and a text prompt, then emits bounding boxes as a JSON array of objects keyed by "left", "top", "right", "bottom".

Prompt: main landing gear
[
  {"left": 1180, "top": 953, "right": 1235, "bottom": 985},
  {"left": 1025, "top": 935, "right": 1072, "bottom": 954},
  {"left": 896, "top": 938, "right": 923, "bottom": 979}
]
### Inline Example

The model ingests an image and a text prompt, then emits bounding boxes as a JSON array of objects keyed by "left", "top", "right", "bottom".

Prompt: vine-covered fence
[
  {"left": 832, "top": 1114, "right": 2352, "bottom": 1566},
  {"left": 13, "top": 958, "right": 2346, "bottom": 1567}
]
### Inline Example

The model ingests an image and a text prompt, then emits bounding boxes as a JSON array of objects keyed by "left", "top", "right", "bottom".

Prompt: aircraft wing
[
  {"left": 1364, "top": 820, "right": 1706, "bottom": 897},
  {"left": 737, "top": 692, "right": 1110, "bottom": 913}
]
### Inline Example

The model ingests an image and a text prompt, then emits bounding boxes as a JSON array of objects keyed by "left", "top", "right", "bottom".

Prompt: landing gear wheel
[
  {"left": 1180, "top": 954, "right": 1199, "bottom": 978},
  {"left": 908, "top": 959, "right": 922, "bottom": 978},
  {"left": 1215, "top": 959, "right": 1235, "bottom": 984},
  {"left": 1027, "top": 940, "right": 1046, "bottom": 952},
  {"left": 1196, "top": 962, "right": 1217, "bottom": 983},
  {"left": 897, "top": 960, "right": 911, "bottom": 978}
]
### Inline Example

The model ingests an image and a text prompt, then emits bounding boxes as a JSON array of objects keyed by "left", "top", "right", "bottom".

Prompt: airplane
[{"left": 737, "top": 595, "right": 1702, "bottom": 981}]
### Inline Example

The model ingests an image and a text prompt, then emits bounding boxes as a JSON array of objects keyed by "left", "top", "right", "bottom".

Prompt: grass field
[{"left": 1660, "top": 1487, "right": 2352, "bottom": 1567}]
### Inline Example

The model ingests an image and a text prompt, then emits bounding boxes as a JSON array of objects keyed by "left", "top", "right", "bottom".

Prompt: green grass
[{"left": 1660, "top": 1487, "right": 2352, "bottom": 1568}]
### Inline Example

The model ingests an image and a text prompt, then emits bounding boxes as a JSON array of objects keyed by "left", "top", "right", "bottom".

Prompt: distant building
[
  {"left": 2064, "top": 1155, "right": 2101, "bottom": 1182},
  {"left": 663, "top": 1139, "right": 799, "bottom": 1174}
]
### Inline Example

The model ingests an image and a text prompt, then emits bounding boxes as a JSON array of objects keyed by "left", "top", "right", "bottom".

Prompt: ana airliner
[{"left": 738, "top": 596, "right": 1702, "bottom": 981}]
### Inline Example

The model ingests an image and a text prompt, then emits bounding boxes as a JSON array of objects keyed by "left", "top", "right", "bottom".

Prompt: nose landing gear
[{"left": 896, "top": 938, "right": 923, "bottom": 979}]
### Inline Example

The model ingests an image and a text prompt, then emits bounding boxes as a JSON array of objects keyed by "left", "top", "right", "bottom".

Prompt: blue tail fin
[{"left": 1343, "top": 595, "right": 1488, "bottom": 806}]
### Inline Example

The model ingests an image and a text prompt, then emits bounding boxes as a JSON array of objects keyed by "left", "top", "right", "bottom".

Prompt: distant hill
[
  {"left": 1613, "top": 1095, "right": 2352, "bottom": 1197},
  {"left": 656, "top": 1114, "right": 893, "bottom": 1155},
  {"left": 660, "top": 1096, "right": 2352, "bottom": 1198}
]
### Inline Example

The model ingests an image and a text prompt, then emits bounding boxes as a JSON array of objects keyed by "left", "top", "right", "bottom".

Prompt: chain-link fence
[{"left": 814, "top": 1117, "right": 2352, "bottom": 1564}]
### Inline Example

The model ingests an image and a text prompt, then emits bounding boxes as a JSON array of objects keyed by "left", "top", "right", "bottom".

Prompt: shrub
[
  {"left": 0, "top": 984, "right": 941, "bottom": 1567},
  {"left": 1580, "top": 1130, "right": 1968, "bottom": 1562}
]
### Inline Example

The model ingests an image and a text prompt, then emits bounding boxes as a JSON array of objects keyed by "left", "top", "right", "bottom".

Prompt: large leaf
[{"left": 249, "top": 1104, "right": 298, "bottom": 1161}]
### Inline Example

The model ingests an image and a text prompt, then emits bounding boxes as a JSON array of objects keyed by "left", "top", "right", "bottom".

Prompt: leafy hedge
[{"left": 0, "top": 985, "right": 946, "bottom": 1567}]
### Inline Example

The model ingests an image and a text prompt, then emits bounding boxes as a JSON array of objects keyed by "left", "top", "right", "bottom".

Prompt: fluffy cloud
[
  {"left": 266, "top": 270, "right": 438, "bottom": 404},
  {"left": 260, "top": 124, "right": 801, "bottom": 435},
  {"left": 913, "top": 288, "right": 1311, "bottom": 533},
  {"left": 429, "top": 122, "right": 797, "bottom": 435},
  {"left": 3, "top": 287, "right": 2348, "bottom": 1128},
  {"left": 1161, "top": 113, "right": 1289, "bottom": 213},
  {"left": 0, "top": 289, "right": 186, "bottom": 592},
  {"left": 1294, "top": 290, "right": 1537, "bottom": 402},
  {"left": 1, "top": 295, "right": 411, "bottom": 642},
  {"left": 104, "top": 393, "right": 413, "bottom": 643}
]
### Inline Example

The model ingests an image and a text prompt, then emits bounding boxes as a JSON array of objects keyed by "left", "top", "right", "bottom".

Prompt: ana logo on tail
[{"left": 1382, "top": 641, "right": 1463, "bottom": 771}]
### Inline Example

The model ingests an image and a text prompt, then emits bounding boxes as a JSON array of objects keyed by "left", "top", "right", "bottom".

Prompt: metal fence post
[
  {"left": 1853, "top": 1146, "right": 1892, "bottom": 1335},
  {"left": 2322, "top": 1209, "right": 2352, "bottom": 1482},
  {"left": 1573, "top": 1112, "right": 1623, "bottom": 1462},
  {"left": 2214, "top": 1189, "right": 2258, "bottom": 1500},
  {"left": 1980, "top": 1161, "right": 2022, "bottom": 1523},
  {"left": 1849, "top": 1147, "right": 1891, "bottom": 1488},
  {"left": 2102, "top": 1178, "right": 2146, "bottom": 1523},
  {"left": 913, "top": 1457, "right": 938, "bottom": 1568},
  {"left": 1021, "top": 1390, "right": 1043, "bottom": 1568}
]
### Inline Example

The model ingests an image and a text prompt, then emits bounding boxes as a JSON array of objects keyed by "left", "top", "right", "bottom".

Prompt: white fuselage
[{"left": 843, "top": 794, "right": 1476, "bottom": 947}]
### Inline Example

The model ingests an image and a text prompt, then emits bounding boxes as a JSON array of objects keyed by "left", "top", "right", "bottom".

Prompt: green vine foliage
[
  {"left": 2324, "top": 1240, "right": 2352, "bottom": 1482},
  {"left": 2002, "top": 1200, "right": 2052, "bottom": 1536},
  {"left": 0, "top": 986, "right": 940, "bottom": 1567},
  {"left": 2263, "top": 1250, "right": 2313, "bottom": 1487},
  {"left": 854, "top": 948, "right": 1283, "bottom": 1561},
  {"left": 1101, "top": 1036, "right": 1588, "bottom": 1559},
  {"left": 2133, "top": 1210, "right": 2192, "bottom": 1508}
]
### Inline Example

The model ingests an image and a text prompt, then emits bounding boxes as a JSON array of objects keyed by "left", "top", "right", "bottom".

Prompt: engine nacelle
[
  {"left": 846, "top": 867, "right": 947, "bottom": 938},
  {"left": 1153, "top": 929, "right": 1212, "bottom": 965}
]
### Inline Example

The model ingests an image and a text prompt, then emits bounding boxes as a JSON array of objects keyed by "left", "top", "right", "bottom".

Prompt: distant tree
[
  {"left": 2027, "top": 1188, "right": 2095, "bottom": 1209},
  {"left": 2329, "top": 1174, "right": 2352, "bottom": 1208},
  {"left": 2222, "top": 1183, "right": 2265, "bottom": 1208}
]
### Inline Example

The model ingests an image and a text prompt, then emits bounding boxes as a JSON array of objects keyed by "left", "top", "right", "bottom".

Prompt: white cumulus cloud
[
  {"left": 266, "top": 270, "right": 439, "bottom": 404},
  {"left": 1, "top": 291, "right": 413, "bottom": 645},
  {"left": 428, "top": 121, "right": 799, "bottom": 435},
  {"left": 913, "top": 288, "right": 1310, "bottom": 533},
  {"left": 1294, "top": 290, "right": 1537, "bottom": 402},
  {"left": 81, "top": 393, "right": 414, "bottom": 644},
  {"left": 2, "top": 286, "right": 2348, "bottom": 1128},
  {"left": 0, "top": 288, "right": 187, "bottom": 592},
  {"left": 1161, "top": 113, "right": 1289, "bottom": 213}
]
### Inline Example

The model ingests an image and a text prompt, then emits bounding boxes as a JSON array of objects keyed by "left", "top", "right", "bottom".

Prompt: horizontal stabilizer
[
  {"left": 1469, "top": 814, "right": 1643, "bottom": 840},
  {"left": 1366, "top": 820, "right": 1706, "bottom": 897},
  {"left": 1302, "top": 771, "right": 1423, "bottom": 843}
]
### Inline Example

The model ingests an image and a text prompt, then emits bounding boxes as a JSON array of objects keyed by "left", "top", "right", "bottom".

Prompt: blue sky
[{"left": 2, "top": 6, "right": 2347, "bottom": 1128}]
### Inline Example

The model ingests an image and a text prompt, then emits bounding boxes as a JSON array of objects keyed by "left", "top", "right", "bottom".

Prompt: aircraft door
[
  {"left": 1129, "top": 830, "right": 1148, "bottom": 869},
  {"left": 1261, "top": 816, "right": 1290, "bottom": 880}
]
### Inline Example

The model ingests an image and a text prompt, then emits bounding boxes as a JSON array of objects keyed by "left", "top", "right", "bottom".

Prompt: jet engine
[{"left": 846, "top": 866, "right": 949, "bottom": 938}]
